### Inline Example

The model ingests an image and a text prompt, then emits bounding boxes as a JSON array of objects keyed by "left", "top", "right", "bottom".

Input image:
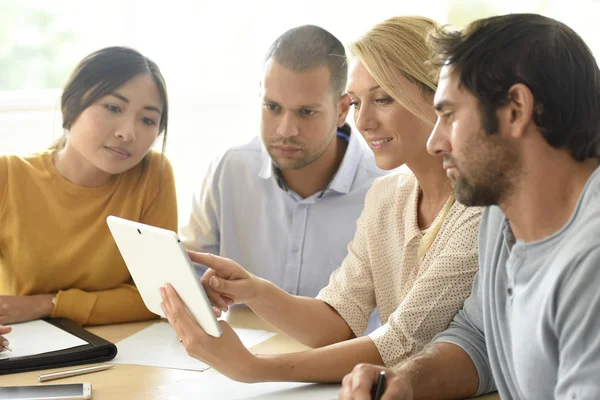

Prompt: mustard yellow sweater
[{"left": 0, "top": 151, "right": 177, "bottom": 326}]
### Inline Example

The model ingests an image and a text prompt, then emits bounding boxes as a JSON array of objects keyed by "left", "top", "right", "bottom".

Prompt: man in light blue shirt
[
  {"left": 339, "top": 13, "right": 600, "bottom": 400},
  {"left": 180, "top": 25, "right": 383, "bottom": 298}
]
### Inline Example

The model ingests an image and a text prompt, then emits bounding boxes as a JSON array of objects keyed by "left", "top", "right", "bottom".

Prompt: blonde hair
[{"left": 350, "top": 16, "right": 455, "bottom": 259}]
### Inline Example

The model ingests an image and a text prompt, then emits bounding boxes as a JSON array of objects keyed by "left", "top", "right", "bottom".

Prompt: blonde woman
[{"left": 159, "top": 17, "right": 482, "bottom": 383}]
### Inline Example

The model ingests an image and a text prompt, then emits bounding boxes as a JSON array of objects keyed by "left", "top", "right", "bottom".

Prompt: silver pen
[
  {"left": 38, "top": 364, "right": 114, "bottom": 382},
  {"left": 1, "top": 344, "right": 11, "bottom": 352}
]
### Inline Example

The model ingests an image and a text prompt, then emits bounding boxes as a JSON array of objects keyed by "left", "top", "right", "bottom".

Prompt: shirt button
[
  {"left": 291, "top": 246, "right": 299, "bottom": 253},
  {"left": 507, "top": 288, "right": 513, "bottom": 296}
]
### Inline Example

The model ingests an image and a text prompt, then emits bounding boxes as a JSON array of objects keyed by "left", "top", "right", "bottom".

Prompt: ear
[
  {"left": 337, "top": 93, "right": 351, "bottom": 126},
  {"left": 503, "top": 83, "right": 535, "bottom": 139}
]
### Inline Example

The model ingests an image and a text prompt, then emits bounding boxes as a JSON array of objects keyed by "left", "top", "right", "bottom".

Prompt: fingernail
[
  {"left": 210, "top": 277, "right": 220, "bottom": 288},
  {"left": 1, "top": 341, "right": 9, "bottom": 348}
]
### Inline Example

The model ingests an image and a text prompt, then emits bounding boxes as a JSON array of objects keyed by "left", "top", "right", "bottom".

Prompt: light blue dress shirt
[{"left": 180, "top": 128, "right": 385, "bottom": 298}]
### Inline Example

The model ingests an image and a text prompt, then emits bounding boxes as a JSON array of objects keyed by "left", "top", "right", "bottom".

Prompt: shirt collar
[
  {"left": 258, "top": 125, "right": 362, "bottom": 195},
  {"left": 258, "top": 147, "right": 275, "bottom": 179},
  {"left": 327, "top": 127, "right": 361, "bottom": 194},
  {"left": 258, "top": 150, "right": 290, "bottom": 191}
]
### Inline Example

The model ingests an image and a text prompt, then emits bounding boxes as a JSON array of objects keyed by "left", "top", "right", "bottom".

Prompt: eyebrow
[
  {"left": 109, "top": 93, "right": 162, "bottom": 114},
  {"left": 347, "top": 85, "right": 382, "bottom": 96},
  {"left": 298, "top": 103, "right": 323, "bottom": 109},
  {"left": 263, "top": 98, "right": 323, "bottom": 109}
]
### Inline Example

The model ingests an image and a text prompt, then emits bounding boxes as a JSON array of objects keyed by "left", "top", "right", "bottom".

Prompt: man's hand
[
  {"left": 189, "top": 251, "right": 266, "bottom": 314},
  {"left": 339, "top": 364, "right": 414, "bottom": 400},
  {"left": 0, "top": 325, "right": 12, "bottom": 352},
  {"left": 0, "top": 295, "right": 54, "bottom": 325},
  {"left": 159, "top": 283, "right": 262, "bottom": 383}
]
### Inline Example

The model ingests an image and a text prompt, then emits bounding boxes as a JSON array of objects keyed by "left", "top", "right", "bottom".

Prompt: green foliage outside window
[{"left": 0, "top": 3, "right": 74, "bottom": 90}]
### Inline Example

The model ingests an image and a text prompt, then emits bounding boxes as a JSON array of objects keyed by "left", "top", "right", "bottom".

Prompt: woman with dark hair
[{"left": 0, "top": 46, "right": 176, "bottom": 331}]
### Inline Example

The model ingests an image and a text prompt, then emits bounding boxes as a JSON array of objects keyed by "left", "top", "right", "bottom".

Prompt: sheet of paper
[
  {"left": 160, "top": 373, "right": 341, "bottom": 400},
  {"left": 112, "top": 321, "right": 276, "bottom": 371},
  {"left": 0, "top": 320, "right": 88, "bottom": 360}
]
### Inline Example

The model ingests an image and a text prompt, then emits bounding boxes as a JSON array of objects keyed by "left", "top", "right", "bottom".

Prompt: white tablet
[{"left": 106, "top": 215, "right": 222, "bottom": 337}]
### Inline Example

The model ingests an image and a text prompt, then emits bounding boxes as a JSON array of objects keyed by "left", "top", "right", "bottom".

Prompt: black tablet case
[{"left": 0, "top": 318, "right": 117, "bottom": 375}]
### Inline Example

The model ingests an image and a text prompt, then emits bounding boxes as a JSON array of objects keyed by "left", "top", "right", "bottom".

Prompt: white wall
[{"left": 1, "top": 0, "right": 598, "bottom": 225}]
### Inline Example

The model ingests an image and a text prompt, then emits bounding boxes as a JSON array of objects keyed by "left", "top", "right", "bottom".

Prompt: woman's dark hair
[
  {"left": 429, "top": 13, "right": 600, "bottom": 161},
  {"left": 53, "top": 46, "right": 169, "bottom": 172}
]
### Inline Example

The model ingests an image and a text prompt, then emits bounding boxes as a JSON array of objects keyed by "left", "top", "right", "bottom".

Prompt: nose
[
  {"left": 427, "top": 117, "right": 451, "bottom": 156},
  {"left": 354, "top": 102, "right": 378, "bottom": 134},
  {"left": 115, "top": 117, "right": 136, "bottom": 142},
  {"left": 275, "top": 111, "right": 299, "bottom": 138}
]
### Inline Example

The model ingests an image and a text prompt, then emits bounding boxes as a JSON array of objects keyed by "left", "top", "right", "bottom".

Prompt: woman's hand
[
  {"left": 189, "top": 251, "right": 266, "bottom": 314},
  {"left": 0, "top": 295, "right": 54, "bottom": 325},
  {"left": 159, "top": 283, "right": 262, "bottom": 383},
  {"left": 0, "top": 325, "right": 12, "bottom": 352}
]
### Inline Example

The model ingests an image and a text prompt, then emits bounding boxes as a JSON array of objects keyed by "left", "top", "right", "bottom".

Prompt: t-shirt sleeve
[
  {"left": 554, "top": 245, "right": 600, "bottom": 400},
  {"left": 433, "top": 271, "right": 496, "bottom": 396},
  {"left": 51, "top": 284, "right": 158, "bottom": 326}
]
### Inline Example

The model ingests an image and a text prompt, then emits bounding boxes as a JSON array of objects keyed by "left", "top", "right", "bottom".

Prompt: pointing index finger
[{"left": 186, "top": 251, "right": 236, "bottom": 278}]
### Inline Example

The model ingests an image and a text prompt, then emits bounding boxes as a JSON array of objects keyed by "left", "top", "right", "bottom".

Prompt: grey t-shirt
[{"left": 434, "top": 166, "right": 600, "bottom": 400}]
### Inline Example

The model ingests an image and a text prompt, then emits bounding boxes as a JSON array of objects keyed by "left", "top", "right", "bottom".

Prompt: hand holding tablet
[{"left": 106, "top": 216, "right": 222, "bottom": 337}]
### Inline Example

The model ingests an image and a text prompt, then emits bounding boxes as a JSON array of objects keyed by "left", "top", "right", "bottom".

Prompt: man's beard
[{"left": 451, "top": 140, "right": 520, "bottom": 207}]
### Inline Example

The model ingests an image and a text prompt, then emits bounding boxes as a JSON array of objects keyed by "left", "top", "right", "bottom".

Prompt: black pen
[{"left": 372, "top": 370, "right": 387, "bottom": 400}]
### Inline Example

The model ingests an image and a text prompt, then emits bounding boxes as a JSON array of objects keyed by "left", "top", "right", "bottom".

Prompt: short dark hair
[
  {"left": 264, "top": 25, "right": 347, "bottom": 98},
  {"left": 429, "top": 13, "right": 600, "bottom": 161}
]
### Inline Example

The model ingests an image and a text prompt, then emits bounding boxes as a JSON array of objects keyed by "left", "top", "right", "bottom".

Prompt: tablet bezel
[{"left": 106, "top": 216, "right": 222, "bottom": 338}]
